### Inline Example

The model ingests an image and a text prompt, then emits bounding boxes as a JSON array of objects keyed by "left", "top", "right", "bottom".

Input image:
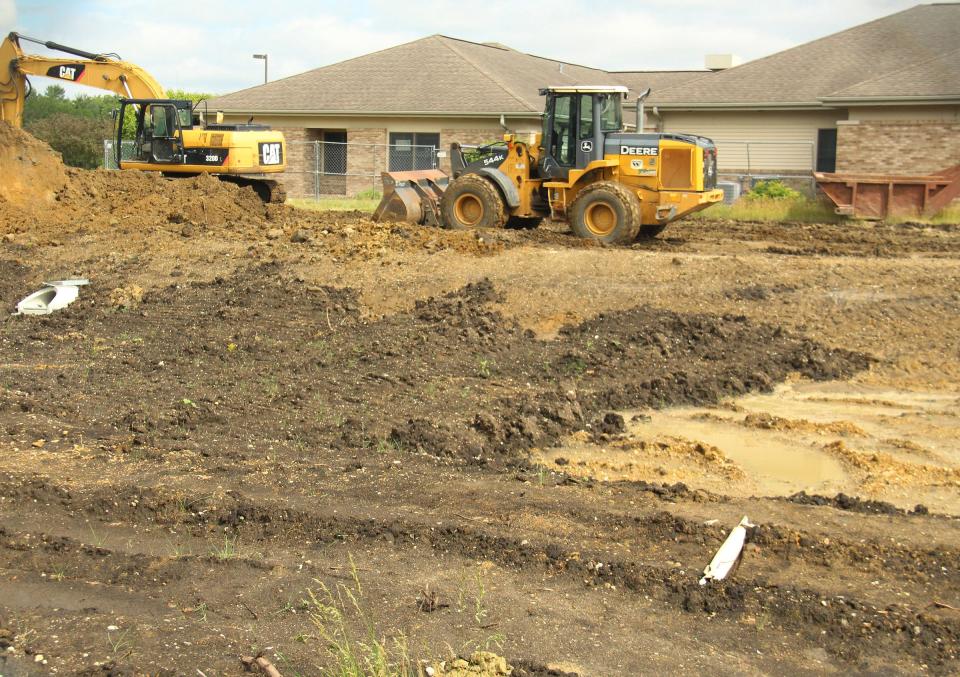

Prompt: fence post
[
  {"left": 314, "top": 140, "right": 320, "bottom": 201},
  {"left": 746, "top": 143, "right": 752, "bottom": 177}
]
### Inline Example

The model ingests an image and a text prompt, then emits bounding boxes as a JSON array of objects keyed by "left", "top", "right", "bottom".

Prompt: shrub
[
  {"left": 26, "top": 113, "right": 112, "bottom": 169},
  {"left": 746, "top": 180, "right": 801, "bottom": 201}
]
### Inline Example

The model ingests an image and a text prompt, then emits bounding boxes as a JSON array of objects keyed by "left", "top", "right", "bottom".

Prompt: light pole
[{"left": 252, "top": 54, "right": 268, "bottom": 84}]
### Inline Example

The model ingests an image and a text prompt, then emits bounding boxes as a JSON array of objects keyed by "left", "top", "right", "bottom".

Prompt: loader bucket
[{"left": 373, "top": 170, "right": 449, "bottom": 228}]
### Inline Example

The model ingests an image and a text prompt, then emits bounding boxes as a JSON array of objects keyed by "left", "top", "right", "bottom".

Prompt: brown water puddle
[{"left": 535, "top": 381, "right": 960, "bottom": 513}]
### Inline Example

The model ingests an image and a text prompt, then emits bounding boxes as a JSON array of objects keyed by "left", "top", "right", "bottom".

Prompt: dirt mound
[{"left": 0, "top": 121, "right": 68, "bottom": 207}]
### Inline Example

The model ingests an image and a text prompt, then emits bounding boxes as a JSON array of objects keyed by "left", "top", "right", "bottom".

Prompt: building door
[{"left": 816, "top": 128, "right": 837, "bottom": 173}]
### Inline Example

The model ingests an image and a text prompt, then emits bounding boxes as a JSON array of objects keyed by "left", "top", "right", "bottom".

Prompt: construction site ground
[{"left": 1, "top": 123, "right": 959, "bottom": 675}]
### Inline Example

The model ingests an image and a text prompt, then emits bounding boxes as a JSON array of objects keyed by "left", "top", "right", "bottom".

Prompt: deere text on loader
[
  {"left": 0, "top": 32, "right": 286, "bottom": 202},
  {"left": 374, "top": 86, "right": 723, "bottom": 243}
]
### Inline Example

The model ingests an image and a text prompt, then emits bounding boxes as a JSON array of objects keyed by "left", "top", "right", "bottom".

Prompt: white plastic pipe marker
[
  {"left": 15, "top": 279, "right": 89, "bottom": 315},
  {"left": 699, "top": 516, "right": 754, "bottom": 585}
]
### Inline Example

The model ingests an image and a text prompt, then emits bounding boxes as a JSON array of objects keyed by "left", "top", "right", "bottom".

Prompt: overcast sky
[{"left": 2, "top": 0, "right": 923, "bottom": 96}]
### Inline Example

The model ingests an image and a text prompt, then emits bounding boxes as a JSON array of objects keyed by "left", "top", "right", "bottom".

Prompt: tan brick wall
[
  {"left": 274, "top": 127, "right": 315, "bottom": 199},
  {"left": 836, "top": 120, "right": 960, "bottom": 174},
  {"left": 345, "top": 128, "right": 386, "bottom": 196}
]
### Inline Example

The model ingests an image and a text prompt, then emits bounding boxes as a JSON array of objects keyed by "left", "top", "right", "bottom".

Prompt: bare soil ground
[{"left": 1, "top": 123, "right": 958, "bottom": 675}]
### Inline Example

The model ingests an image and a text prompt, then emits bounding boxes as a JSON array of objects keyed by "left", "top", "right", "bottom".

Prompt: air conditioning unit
[{"left": 717, "top": 181, "right": 741, "bottom": 205}]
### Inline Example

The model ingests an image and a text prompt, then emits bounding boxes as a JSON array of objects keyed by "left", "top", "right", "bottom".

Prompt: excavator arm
[{"left": 0, "top": 32, "right": 165, "bottom": 127}]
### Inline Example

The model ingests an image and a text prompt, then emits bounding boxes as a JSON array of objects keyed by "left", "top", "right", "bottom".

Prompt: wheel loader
[
  {"left": 0, "top": 32, "right": 286, "bottom": 202},
  {"left": 374, "top": 86, "right": 723, "bottom": 242}
]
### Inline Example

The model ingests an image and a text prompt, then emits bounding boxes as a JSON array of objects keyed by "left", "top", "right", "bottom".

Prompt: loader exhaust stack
[{"left": 373, "top": 170, "right": 449, "bottom": 228}]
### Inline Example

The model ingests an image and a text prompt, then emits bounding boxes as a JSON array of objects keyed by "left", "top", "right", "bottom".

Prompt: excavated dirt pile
[
  {"left": 0, "top": 125, "right": 503, "bottom": 258},
  {"left": 0, "top": 121, "right": 68, "bottom": 207}
]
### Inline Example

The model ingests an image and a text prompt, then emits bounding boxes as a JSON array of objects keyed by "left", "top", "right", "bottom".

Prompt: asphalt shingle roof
[
  {"left": 823, "top": 46, "right": 960, "bottom": 99},
  {"left": 207, "top": 35, "right": 706, "bottom": 114},
  {"left": 654, "top": 3, "right": 960, "bottom": 106}
]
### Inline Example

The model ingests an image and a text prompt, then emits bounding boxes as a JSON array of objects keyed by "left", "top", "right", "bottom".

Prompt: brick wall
[
  {"left": 345, "top": 128, "right": 386, "bottom": 196},
  {"left": 836, "top": 120, "right": 960, "bottom": 174},
  {"left": 275, "top": 128, "right": 319, "bottom": 199}
]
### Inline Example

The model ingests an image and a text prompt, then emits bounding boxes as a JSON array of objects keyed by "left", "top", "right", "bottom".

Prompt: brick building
[
  {"left": 208, "top": 3, "right": 960, "bottom": 198},
  {"left": 206, "top": 36, "right": 697, "bottom": 197}
]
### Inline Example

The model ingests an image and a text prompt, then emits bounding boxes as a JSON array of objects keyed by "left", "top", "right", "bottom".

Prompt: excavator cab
[{"left": 117, "top": 98, "right": 192, "bottom": 165}]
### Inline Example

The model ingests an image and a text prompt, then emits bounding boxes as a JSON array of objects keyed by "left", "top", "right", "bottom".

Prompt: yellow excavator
[
  {"left": 375, "top": 86, "right": 723, "bottom": 242},
  {"left": 0, "top": 32, "right": 286, "bottom": 202}
]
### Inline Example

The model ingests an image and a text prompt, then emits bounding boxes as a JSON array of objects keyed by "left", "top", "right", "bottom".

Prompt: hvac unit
[{"left": 717, "top": 181, "right": 741, "bottom": 205}]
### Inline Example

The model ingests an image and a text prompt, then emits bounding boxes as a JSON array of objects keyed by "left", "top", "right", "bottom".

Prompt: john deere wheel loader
[
  {"left": 0, "top": 32, "right": 286, "bottom": 202},
  {"left": 374, "top": 86, "right": 723, "bottom": 242}
]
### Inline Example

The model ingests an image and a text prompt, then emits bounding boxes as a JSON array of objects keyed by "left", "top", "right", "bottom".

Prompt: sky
[{"left": 1, "top": 0, "right": 925, "bottom": 96}]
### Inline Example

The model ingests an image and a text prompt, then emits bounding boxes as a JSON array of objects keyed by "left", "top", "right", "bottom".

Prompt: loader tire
[
  {"left": 440, "top": 174, "right": 507, "bottom": 230},
  {"left": 637, "top": 223, "right": 668, "bottom": 239},
  {"left": 569, "top": 181, "right": 642, "bottom": 244}
]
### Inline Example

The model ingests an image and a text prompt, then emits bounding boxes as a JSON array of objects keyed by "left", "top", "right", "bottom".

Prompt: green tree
[{"left": 25, "top": 113, "right": 112, "bottom": 168}]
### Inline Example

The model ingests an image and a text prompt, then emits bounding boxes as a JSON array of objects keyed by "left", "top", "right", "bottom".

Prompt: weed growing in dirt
[
  {"left": 476, "top": 358, "right": 494, "bottom": 379},
  {"left": 194, "top": 602, "right": 208, "bottom": 622},
  {"left": 211, "top": 535, "right": 239, "bottom": 560},
  {"left": 87, "top": 523, "right": 106, "bottom": 548},
  {"left": 303, "top": 555, "right": 425, "bottom": 676},
  {"left": 455, "top": 565, "right": 492, "bottom": 627},
  {"left": 107, "top": 628, "right": 134, "bottom": 660}
]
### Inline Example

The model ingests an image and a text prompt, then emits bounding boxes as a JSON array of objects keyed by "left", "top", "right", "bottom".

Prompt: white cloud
[{"left": 0, "top": 0, "right": 17, "bottom": 32}]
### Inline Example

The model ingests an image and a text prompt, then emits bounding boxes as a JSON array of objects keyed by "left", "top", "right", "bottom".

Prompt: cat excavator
[
  {"left": 374, "top": 86, "right": 723, "bottom": 242},
  {"left": 0, "top": 32, "right": 286, "bottom": 202}
]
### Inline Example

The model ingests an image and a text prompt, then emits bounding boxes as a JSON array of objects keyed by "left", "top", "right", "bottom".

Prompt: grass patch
[
  {"left": 288, "top": 196, "right": 380, "bottom": 213},
  {"left": 304, "top": 555, "right": 424, "bottom": 676},
  {"left": 699, "top": 197, "right": 842, "bottom": 224},
  {"left": 884, "top": 203, "right": 960, "bottom": 226}
]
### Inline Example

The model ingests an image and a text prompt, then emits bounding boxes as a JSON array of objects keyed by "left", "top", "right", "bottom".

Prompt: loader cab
[
  {"left": 538, "top": 86, "right": 626, "bottom": 180},
  {"left": 115, "top": 98, "right": 193, "bottom": 166}
]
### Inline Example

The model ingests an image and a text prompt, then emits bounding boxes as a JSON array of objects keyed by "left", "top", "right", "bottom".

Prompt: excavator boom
[{"left": 1, "top": 32, "right": 165, "bottom": 126}]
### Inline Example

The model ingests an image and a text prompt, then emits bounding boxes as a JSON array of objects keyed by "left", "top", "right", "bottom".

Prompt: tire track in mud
[{"left": 3, "top": 475, "right": 958, "bottom": 669}]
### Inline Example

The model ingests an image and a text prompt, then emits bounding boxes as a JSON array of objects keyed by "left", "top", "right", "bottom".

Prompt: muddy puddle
[{"left": 536, "top": 380, "right": 960, "bottom": 513}]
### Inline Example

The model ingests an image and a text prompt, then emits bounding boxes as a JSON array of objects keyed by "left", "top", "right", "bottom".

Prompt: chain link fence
[
  {"left": 714, "top": 140, "right": 819, "bottom": 195},
  {"left": 104, "top": 139, "right": 440, "bottom": 199},
  {"left": 103, "top": 140, "right": 136, "bottom": 169},
  {"left": 104, "top": 137, "right": 818, "bottom": 197}
]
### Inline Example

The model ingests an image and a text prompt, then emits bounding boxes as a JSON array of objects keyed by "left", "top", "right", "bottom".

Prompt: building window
[{"left": 389, "top": 132, "right": 439, "bottom": 171}]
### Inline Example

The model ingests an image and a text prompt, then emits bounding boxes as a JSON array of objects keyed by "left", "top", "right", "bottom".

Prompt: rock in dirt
[
  {"left": 290, "top": 228, "right": 311, "bottom": 243},
  {"left": 266, "top": 228, "right": 284, "bottom": 240},
  {"left": 437, "top": 651, "right": 512, "bottom": 676},
  {"left": 109, "top": 285, "right": 144, "bottom": 309}
]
